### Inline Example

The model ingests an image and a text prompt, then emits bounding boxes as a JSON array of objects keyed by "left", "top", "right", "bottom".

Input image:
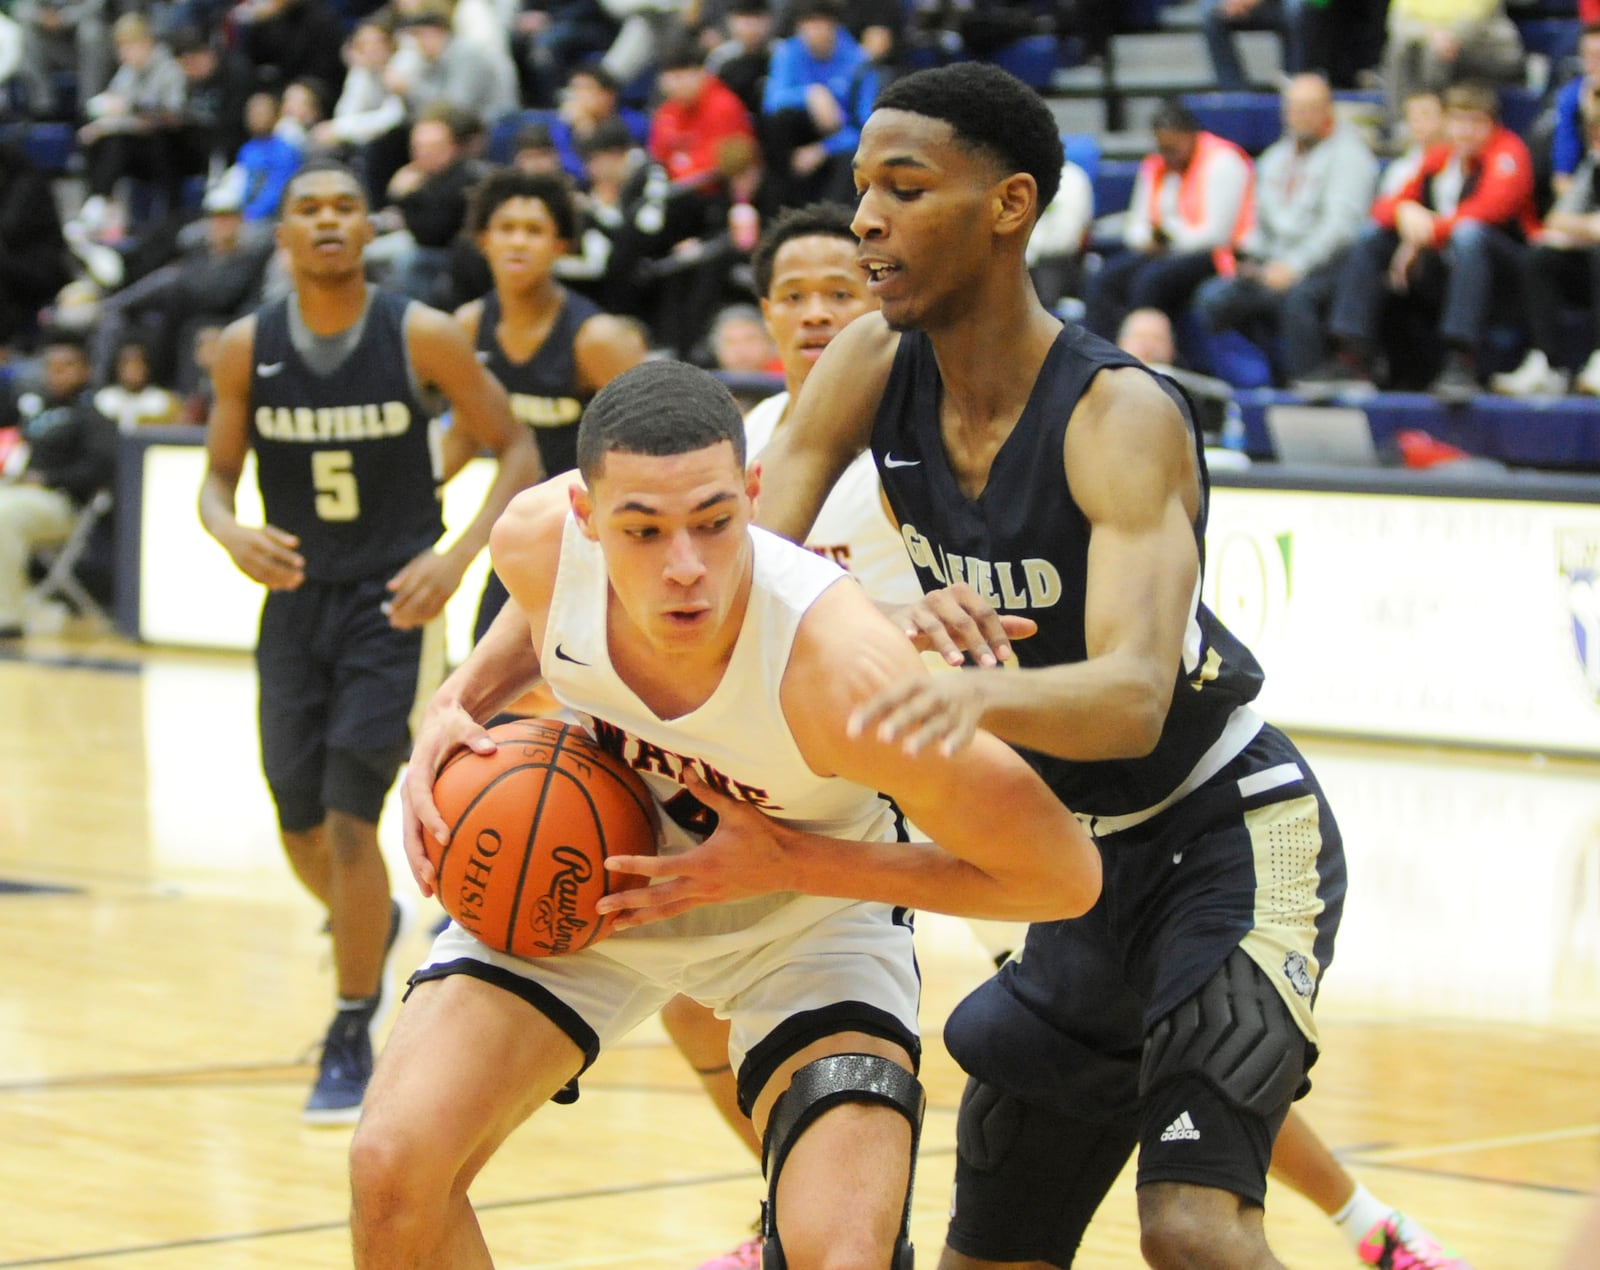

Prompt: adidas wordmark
[{"left": 1160, "top": 1111, "right": 1201, "bottom": 1142}]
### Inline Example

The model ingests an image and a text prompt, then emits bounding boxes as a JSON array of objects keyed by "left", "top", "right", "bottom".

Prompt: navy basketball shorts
[
  {"left": 943, "top": 723, "right": 1347, "bottom": 1265},
  {"left": 256, "top": 577, "right": 441, "bottom": 832}
]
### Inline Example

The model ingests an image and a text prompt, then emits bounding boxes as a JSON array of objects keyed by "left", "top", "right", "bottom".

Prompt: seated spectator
[
  {"left": 704, "top": 0, "right": 773, "bottom": 119},
  {"left": 1379, "top": 88, "right": 1445, "bottom": 197},
  {"left": 310, "top": 20, "right": 409, "bottom": 204},
  {"left": 510, "top": 119, "right": 566, "bottom": 175},
  {"left": 1381, "top": 0, "right": 1523, "bottom": 125},
  {"left": 170, "top": 28, "right": 253, "bottom": 191},
  {"left": 514, "top": 0, "right": 619, "bottom": 108},
  {"left": 1200, "top": 0, "right": 1324, "bottom": 91},
  {"left": 1084, "top": 98, "right": 1255, "bottom": 341},
  {"left": 387, "top": 2, "right": 519, "bottom": 132},
  {"left": 85, "top": 184, "right": 272, "bottom": 389},
  {"left": 371, "top": 103, "right": 489, "bottom": 302},
  {"left": 13, "top": 0, "right": 110, "bottom": 119},
  {"left": 555, "top": 115, "right": 654, "bottom": 317},
  {"left": 550, "top": 63, "right": 651, "bottom": 182},
  {"left": 231, "top": 0, "right": 347, "bottom": 102},
  {"left": 710, "top": 301, "right": 779, "bottom": 372},
  {"left": 649, "top": 37, "right": 757, "bottom": 201},
  {"left": 0, "top": 330, "right": 117, "bottom": 640},
  {"left": 93, "top": 337, "right": 179, "bottom": 431},
  {"left": 211, "top": 89, "right": 308, "bottom": 224},
  {"left": 1196, "top": 73, "right": 1378, "bottom": 384},
  {"left": 0, "top": 141, "right": 72, "bottom": 350},
  {"left": 759, "top": 0, "right": 876, "bottom": 211},
  {"left": 1492, "top": 107, "right": 1600, "bottom": 396},
  {"left": 72, "top": 15, "right": 188, "bottom": 240},
  {"left": 1027, "top": 154, "right": 1095, "bottom": 312},
  {"left": 1549, "top": 24, "right": 1600, "bottom": 202},
  {"left": 1307, "top": 80, "right": 1537, "bottom": 398}
]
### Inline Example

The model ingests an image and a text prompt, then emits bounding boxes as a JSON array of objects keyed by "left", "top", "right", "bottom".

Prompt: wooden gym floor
[{"left": 0, "top": 635, "right": 1596, "bottom": 1268}]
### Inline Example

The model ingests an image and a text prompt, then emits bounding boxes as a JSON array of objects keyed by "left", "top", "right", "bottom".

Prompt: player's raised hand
[
  {"left": 384, "top": 549, "right": 466, "bottom": 628},
  {"left": 597, "top": 770, "right": 794, "bottom": 928},
  {"left": 847, "top": 665, "right": 989, "bottom": 757},
  {"left": 226, "top": 523, "right": 304, "bottom": 590},
  {"left": 400, "top": 702, "right": 495, "bottom": 896},
  {"left": 893, "top": 583, "right": 1036, "bottom": 668}
]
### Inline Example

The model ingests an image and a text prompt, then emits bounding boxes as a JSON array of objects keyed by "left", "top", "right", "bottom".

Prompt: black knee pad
[
  {"left": 760, "top": 1053, "right": 925, "bottom": 1270},
  {"left": 1139, "top": 947, "right": 1308, "bottom": 1120}
]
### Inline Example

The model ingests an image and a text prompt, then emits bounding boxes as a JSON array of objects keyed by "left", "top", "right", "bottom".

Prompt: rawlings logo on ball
[{"left": 527, "top": 845, "right": 597, "bottom": 954}]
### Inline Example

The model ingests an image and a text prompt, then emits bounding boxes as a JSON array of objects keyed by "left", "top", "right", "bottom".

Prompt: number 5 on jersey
[{"left": 313, "top": 449, "right": 359, "bottom": 521}]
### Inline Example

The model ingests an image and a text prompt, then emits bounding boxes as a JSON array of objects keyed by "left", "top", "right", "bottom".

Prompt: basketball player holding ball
[
  {"left": 354, "top": 359, "right": 1102, "bottom": 1268},
  {"left": 200, "top": 159, "right": 540, "bottom": 1124}
]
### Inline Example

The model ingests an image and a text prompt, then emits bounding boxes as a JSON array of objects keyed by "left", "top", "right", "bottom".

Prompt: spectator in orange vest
[{"left": 1084, "top": 98, "right": 1255, "bottom": 342}]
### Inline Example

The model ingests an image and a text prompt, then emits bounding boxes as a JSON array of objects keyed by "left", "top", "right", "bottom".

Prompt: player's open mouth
[
  {"left": 860, "top": 259, "right": 898, "bottom": 284},
  {"left": 313, "top": 235, "right": 344, "bottom": 252},
  {"left": 797, "top": 336, "right": 831, "bottom": 359},
  {"left": 663, "top": 606, "right": 710, "bottom": 626}
]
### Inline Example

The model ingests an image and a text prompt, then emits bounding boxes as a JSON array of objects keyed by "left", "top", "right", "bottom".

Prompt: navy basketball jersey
[
  {"left": 872, "top": 324, "right": 1265, "bottom": 820},
  {"left": 250, "top": 289, "right": 443, "bottom": 583},
  {"left": 476, "top": 288, "right": 602, "bottom": 478}
]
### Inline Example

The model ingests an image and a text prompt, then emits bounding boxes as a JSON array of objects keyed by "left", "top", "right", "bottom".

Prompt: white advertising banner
[{"left": 1204, "top": 487, "right": 1600, "bottom": 756}]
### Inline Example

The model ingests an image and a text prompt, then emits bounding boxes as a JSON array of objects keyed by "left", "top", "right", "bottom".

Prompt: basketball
[{"left": 428, "top": 718, "right": 659, "bottom": 958}]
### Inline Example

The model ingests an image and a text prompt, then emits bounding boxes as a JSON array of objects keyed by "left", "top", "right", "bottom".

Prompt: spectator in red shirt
[
  {"left": 1307, "top": 80, "right": 1536, "bottom": 398},
  {"left": 648, "top": 37, "right": 757, "bottom": 199}
]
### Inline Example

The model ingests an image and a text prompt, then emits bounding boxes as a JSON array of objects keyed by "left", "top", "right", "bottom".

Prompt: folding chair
[{"left": 27, "top": 489, "right": 113, "bottom": 626}]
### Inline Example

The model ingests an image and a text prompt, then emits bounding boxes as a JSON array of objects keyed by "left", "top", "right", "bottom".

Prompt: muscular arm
[
  {"left": 857, "top": 369, "right": 1202, "bottom": 763},
  {"left": 603, "top": 577, "right": 1101, "bottom": 925},
  {"left": 977, "top": 370, "right": 1201, "bottom": 759},
  {"left": 784, "top": 583, "right": 1101, "bottom": 918},
  {"left": 753, "top": 312, "right": 898, "bottom": 543}
]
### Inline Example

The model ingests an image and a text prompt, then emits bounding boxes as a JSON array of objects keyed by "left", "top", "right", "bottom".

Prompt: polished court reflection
[{"left": 0, "top": 644, "right": 1595, "bottom": 1268}]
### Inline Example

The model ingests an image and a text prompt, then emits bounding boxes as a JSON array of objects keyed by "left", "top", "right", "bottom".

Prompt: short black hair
[
  {"left": 466, "top": 168, "right": 578, "bottom": 240},
  {"left": 39, "top": 326, "right": 88, "bottom": 355},
  {"left": 576, "top": 360, "right": 746, "bottom": 481},
  {"left": 750, "top": 201, "right": 856, "bottom": 297},
  {"left": 1150, "top": 97, "right": 1200, "bottom": 134},
  {"left": 280, "top": 156, "right": 366, "bottom": 211},
  {"left": 657, "top": 34, "right": 705, "bottom": 71},
  {"left": 873, "top": 63, "right": 1063, "bottom": 212},
  {"left": 792, "top": 0, "right": 844, "bottom": 22},
  {"left": 567, "top": 63, "right": 619, "bottom": 95},
  {"left": 579, "top": 115, "right": 636, "bottom": 157}
]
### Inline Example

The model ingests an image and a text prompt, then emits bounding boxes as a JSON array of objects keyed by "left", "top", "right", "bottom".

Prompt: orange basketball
[{"left": 428, "top": 718, "right": 658, "bottom": 958}]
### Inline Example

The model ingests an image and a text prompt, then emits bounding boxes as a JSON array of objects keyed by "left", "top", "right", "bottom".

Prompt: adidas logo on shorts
[{"left": 1159, "top": 1111, "right": 1202, "bottom": 1142}]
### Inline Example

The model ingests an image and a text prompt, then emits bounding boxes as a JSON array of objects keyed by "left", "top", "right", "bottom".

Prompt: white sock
[{"left": 1331, "top": 1183, "right": 1394, "bottom": 1251}]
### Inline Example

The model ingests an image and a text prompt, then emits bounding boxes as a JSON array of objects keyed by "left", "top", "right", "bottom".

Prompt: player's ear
[
  {"left": 570, "top": 482, "right": 598, "bottom": 538},
  {"left": 746, "top": 458, "right": 761, "bottom": 507},
  {"left": 993, "top": 173, "right": 1037, "bottom": 238}
]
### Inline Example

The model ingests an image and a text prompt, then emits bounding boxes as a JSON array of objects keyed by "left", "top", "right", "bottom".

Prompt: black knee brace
[
  {"left": 1140, "top": 947, "right": 1308, "bottom": 1119},
  {"left": 759, "top": 1053, "right": 926, "bottom": 1270}
]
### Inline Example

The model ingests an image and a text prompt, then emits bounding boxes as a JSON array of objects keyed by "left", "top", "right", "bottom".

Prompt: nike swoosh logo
[
  {"left": 884, "top": 454, "right": 921, "bottom": 468},
  {"left": 553, "top": 643, "right": 590, "bottom": 666},
  {"left": 257, "top": 362, "right": 285, "bottom": 377}
]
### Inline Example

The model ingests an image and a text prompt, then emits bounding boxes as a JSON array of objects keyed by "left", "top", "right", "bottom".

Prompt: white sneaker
[
  {"left": 1574, "top": 351, "right": 1600, "bottom": 396},
  {"left": 1489, "top": 349, "right": 1568, "bottom": 397}
]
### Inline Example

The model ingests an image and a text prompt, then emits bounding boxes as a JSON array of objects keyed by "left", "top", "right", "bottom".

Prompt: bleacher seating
[{"left": 1230, "top": 386, "right": 1600, "bottom": 467}]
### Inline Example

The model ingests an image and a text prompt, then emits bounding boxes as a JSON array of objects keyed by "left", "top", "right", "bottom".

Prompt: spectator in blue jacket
[
  {"left": 759, "top": 0, "right": 875, "bottom": 210},
  {"left": 1550, "top": 23, "right": 1600, "bottom": 201}
]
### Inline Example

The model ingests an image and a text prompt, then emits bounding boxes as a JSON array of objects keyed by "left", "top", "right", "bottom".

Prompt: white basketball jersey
[
  {"left": 541, "top": 515, "right": 903, "bottom": 935},
  {"left": 745, "top": 392, "right": 923, "bottom": 608}
]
